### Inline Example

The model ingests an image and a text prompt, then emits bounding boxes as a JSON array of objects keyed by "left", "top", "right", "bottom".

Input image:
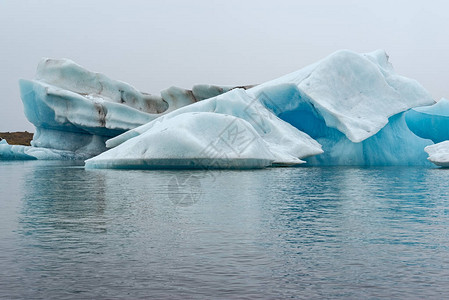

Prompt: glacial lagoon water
[{"left": 1, "top": 161, "right": 449, "bottom": 299}]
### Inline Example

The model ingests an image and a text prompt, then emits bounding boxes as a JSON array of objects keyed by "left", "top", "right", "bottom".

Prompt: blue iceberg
[
  {"left": 88, "top": 50, "right": 435, "bottom": 169},
  {"left": 3, "top": 50, "right": 443, "bottom": 167}
]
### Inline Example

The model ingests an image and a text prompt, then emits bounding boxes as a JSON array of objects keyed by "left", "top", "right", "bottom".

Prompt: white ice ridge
[
  {"left": 87, "top": 88, "right": 323, "bottom": 169},
  {"left": 425, "top": 141, "right": 449, "bottom": 167},
  {"left": 249, "top": 49, "right": 434, "bottom": 143}
]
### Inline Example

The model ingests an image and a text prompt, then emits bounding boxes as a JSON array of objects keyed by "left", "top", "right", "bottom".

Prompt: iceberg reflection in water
[{"left": 1, "top": 161, "right": 449, "bottom": 298}]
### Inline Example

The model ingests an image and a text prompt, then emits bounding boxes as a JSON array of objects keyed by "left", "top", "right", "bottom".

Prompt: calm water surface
[{"left": 1, "top": 161, "right": 449, "bottom": 299}]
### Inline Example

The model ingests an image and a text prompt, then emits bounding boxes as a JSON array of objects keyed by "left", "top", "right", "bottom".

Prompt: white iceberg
[
  {"left": 425, "top": 141, "right": 449, "bottom": 167},
  {"left": 86, "top": 112, "right": 278, "bottom": 169},
  {"left": 4, "top": 49, "right": 439, "bottom": 167}
]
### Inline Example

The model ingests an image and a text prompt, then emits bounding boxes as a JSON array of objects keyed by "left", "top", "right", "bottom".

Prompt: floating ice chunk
[
  {"left": 85, "top": 112, "right": 279, "bottom": 169},
  {"left": 0, "top": 144, "right": 36, "bottom": 160},
  {"left": 0, "top": 143, "right": 89, "bottom": 160},
  {"left": 14, "top": 50, "right": 436, "bottom": 165},
  {"left": 405, "top": 98, "right": 449, "bottom": 143},
  {"left": 106, "top": 88, "right": 323, "bottom": 164},
  {"left": 425, "top": 141, "right": 449, "bottom": 167},
  {"left": 250, "top": 50, "right": 434, "bottom": 142}
]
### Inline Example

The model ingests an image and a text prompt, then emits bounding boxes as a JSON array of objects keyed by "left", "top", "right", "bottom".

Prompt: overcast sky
[{"left": 1, "top": 0, "right": 448, "bottom": 131}]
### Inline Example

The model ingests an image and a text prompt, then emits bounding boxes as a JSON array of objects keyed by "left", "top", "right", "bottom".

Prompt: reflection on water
[{"left": 1, "top": 161, "right": 449, "bottom": 298}]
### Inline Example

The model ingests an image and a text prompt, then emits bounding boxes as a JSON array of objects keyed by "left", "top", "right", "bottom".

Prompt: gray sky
[{"left": 1, "top": 0, "right": 448, "bottom": 131}]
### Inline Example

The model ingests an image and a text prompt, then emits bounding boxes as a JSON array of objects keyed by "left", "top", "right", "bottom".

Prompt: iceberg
[
  {"left": 88, "top": 49, "right": 436, "bottom": 168},
  {"left": 0, "top": 137, "right": 80, "bottom": 160},
  {"left": 5, "top": 49, "right": 440, "bottom": 167},
  {"left": 425, "top": 141, "right": 449, "bottom": 167},
  {"left": 0, "top": 143, "right": 86, "bottom": 160},
  {"left": 405, "top": 98, "right": 449, "bottom": 143}
]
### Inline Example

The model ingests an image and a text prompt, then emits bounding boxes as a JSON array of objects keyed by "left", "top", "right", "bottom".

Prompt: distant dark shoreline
[{"left": 0, "top": 131, "right": 33, "bottom": 146}]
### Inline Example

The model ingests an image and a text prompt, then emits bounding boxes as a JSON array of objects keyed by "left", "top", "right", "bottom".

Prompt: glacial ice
[
  {"left": 91, "top": 50, "right": 434, "bottom": 168},
  {"left": 425, "top": 141, "right": 449, "bottom": 167},
  {"left": 405, "top": 98, "right": 449, "bottom": 143},
  {"left": 3, "top": 49, "right": 444, "bottom": 167}
]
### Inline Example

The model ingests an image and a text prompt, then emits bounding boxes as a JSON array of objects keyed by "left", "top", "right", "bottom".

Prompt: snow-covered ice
[
  {"left": 425, "top": 141, "right": 449, "bottom": 167},
  {"left": 250, "top": 50, "right": 434, "bottom": 143},
  {"left": 85, "top": 112, "right": 277, "bottom": 169}
]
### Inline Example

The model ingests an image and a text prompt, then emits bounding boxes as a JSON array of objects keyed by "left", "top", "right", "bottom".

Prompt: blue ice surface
[
  {"left": 258, "top": 84, "right": 433, "bottom": 166},
  {"left": 405, "top": 98, "right": 449, "bottom": 143}
]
